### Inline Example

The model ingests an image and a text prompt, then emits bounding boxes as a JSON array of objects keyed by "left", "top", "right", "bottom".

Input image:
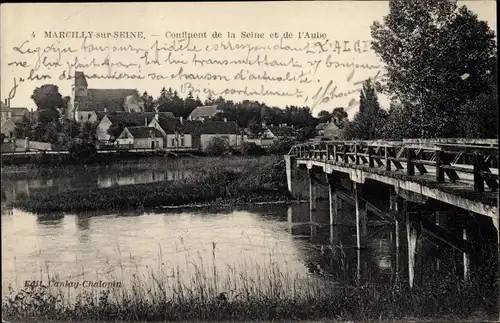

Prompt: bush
[
  {"left": 240, "top": 142, "right": 266, "bottom": 156},
  {"left": 205, "top": 137, "right": 230, "bottom": 156},
  {"left": 68, "top": 140, "right": 98, "bottom": 163},
  {"left": 268, "top": 137, "right": 296, "bottom": 154}
]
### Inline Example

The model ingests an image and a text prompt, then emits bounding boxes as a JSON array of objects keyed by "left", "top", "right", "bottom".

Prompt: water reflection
[
  {"left": 1, "top": 166, "right": 194, "bottom": 208},
  {"left": 1, "top": 200, "right": 498, "bottom": 319}
]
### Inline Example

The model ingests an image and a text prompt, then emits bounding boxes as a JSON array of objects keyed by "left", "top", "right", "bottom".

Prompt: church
[{"left": 67, "top": 71, "right": 145, "bottom": 123}]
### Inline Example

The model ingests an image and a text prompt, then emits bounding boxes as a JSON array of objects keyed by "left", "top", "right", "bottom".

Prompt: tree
[
  {"left": 247, "top": 120, "right": 264, "bottom": 137},
  {"left": 380, "top": 102, "right": 420, "bottom": 139},
  {"left": 344, "top": 80, "right": 387, "bottom": 140},
  {"left": 371, "top": 0, "right": 497, "bottom": 137},
  {"left": 240, "top": 142, "right": 266, "bottom": 156},
  {"left": 78, "top": 122, "right": 98, "bottom": 143},
  {"left": 141, "top": 91, "right": 154, "bottom": 112},
  {"left": 205, "top": 137, "right": 229, "bottom": 156},
  {"left": 31, "top": 85, "right": 64, "bottom": 124},
  {"left": 331, "top": 107, "right": 348, "bottom": 128},
  {"left": 108, "top": 122, "right": 125, "bottom": 142},
  {"left": 182, "top": 91, "right": 200, "bottom": 118},
  {"left": 317, "top": 110, "right": 332, "bottom": 123}
]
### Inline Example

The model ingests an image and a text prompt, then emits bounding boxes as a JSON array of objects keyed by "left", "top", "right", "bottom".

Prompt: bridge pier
[
  {"left": 354, "top": 182, "right": 367, "bottom": 249},
  {"left": 405, "top": 201, "right": 421, "bottom": 289},
  {"left": 463, "top": 225, "right": 469, "bottom": 281},
  {"left": 284, "top": 155, "right": 295, "bottom": 194},
  {"left": 390, "top": 188, "right": 402, "bottom": 250},
  {"left": 326, "top": 174, "right": 339, "bottom": 226},
  {"left": 308, "top": 170, "right": 317, "bottom": 213}
]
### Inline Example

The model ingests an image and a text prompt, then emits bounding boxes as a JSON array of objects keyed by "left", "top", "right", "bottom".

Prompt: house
[
  {"left": 187, "top": 105, "right": 221, "bottom": 121},
  {"left": 1, "top": 119, "right": 16, "bottom": 140},
  {"left": 116, "top": 126, "right": 164, "bottom": 149},
  {"left": 68, "top": 71, "right": 145, "bottom": 122},
  {"left": 150, "top": 118, "right": 245, "bottom": 151},
  {"left": 96, "top": 111, "right": 176, "bottom": 143},
  {"left": 10, "top": 108, "right": 30, "bottom": 124},
  {"left": 148, "top": 114, "right": 181, "bottom": 148},
  {"left": 182, "top": 120, "right": 246, "bottom": 151},
  {"left": 322, "top": 120, "right": 342, "bottom": 140},
  {"left": 1, "top": 100, "right": 11, "bottom": 123}
]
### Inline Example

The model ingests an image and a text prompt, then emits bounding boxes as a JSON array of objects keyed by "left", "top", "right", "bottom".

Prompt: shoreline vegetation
[
  {"left": 2, "top": 247, "right": 495, "bottom": 322},
  {"left": 10, "top": 156, "right": 298, "bottom": 214}
]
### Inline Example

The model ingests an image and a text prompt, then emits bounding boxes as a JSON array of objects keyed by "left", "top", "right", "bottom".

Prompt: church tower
[{"left": 67, "top": 71, "right": 88, "bottom": 120}]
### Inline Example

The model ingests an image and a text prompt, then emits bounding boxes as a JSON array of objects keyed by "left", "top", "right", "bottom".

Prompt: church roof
[{"left": 85, "top": 89, "right": 142, "bottom": 112}]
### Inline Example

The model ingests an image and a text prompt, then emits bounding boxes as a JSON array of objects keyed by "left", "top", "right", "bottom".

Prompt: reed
[{"left": 2, "top": 244, "right": 490, "bottom": 322}]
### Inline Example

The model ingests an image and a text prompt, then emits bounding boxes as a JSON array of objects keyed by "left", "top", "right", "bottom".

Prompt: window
[
  {"left": 80, "top": 115, "right": 83, "bottom": 121},
  {"left": 88, "top": 113, "right": 91, "bottom": 120},
  {"left": 180, "top": 138, "right": 184, "bottom": 147},
  {"left": 171, "top": 138, "right": 175, "bottom": 147}
]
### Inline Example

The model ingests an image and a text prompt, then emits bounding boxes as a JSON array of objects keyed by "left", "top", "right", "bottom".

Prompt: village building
[
  {"left": 116, "top": 126, "right": 164, "bottom": 149},
  {"left": 68, "top": 71, "right": 145, "bottom": 123},
  {"left": 1, "top": 99, "right": 33, "bottom": 141},
  {"left": 1, "top": 119, "right": 16, "bottom": 140},
  {"left": 182, "top": 120, "right": 246, "bottom": 151},
  {"left": 322, "top": 118, "right": 342, "bottom": 140},
  {"left": 148, "top": 114, "right": 181, "bottom": 148},
  {"left": 96, "top": 111, "right": 176, "bottom": 143},
  {"left": 187, "top": 105, "right": 221, "bottom": 121},
  {"left": 149, "top": 117, "right": 246, "bottom": 151},
  {"left": 1, "top": 100, "right": 12, "bottom": 124}
]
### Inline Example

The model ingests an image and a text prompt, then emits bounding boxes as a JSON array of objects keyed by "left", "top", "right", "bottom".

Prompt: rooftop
[
  {"left": 188, "top": 105, "right": 221, "bottom": 119},
  {"left": 125, "top": 126, "right": 163, "bottom": 138}
]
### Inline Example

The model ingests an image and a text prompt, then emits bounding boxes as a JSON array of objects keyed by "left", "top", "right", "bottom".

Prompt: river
[{"left": 1, "top": 159, "right": 498, "bottom": 320}]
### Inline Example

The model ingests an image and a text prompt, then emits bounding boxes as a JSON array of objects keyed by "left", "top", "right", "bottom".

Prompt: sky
[{"left": 0, "top": 1, "right": 497, "bottom": 117}]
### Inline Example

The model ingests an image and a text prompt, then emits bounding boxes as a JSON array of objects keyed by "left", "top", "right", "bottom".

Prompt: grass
[
  {"left": 2, "top": 244, "right": 496, "bottom": 322},
  {"left": 12, "top": 156, "right": 292, "bottom": 213}
]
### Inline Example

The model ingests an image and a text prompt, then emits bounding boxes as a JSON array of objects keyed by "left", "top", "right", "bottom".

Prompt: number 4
[{"left": 31, "top": 32, "right": 35, "bottom": 38}]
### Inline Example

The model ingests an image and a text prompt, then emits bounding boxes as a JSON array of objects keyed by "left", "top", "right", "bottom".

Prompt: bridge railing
[{"left": 288, "top": 139, "right": 498, "bottom": 193}]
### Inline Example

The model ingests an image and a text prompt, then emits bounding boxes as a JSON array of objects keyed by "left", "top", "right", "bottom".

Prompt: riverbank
[
  {"left": 1, "top": 262, "right": 493, "bottom": 322},
  {"left": 12, "top": 156, "right": 294, "bottom": 213}
]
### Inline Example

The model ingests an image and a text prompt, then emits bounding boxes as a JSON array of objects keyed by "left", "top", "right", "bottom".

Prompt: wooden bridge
[{"left": 284, "top": 138, "right": 499, "bottom": 253}]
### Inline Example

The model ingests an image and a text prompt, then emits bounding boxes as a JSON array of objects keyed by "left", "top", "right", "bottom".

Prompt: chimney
[
  {"left": 223, "top": 118, "right": 227, "bottom": 123},
  {"left": 145, "top": 117, "right": 148, "bottom": 126},
  {"left": 155, "top": 112, "right": 159, "bottom": 121},
  {"left": 180, "top": 116, "right": 183, "bottom": 125},
  {"left": 104, "top": 107, "right": 107, "bottom": 114}
]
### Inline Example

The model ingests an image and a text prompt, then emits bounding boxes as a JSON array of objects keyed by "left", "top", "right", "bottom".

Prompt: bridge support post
[
  {"left": 326, "top": 174, "right": 338, "bottom": 226},
  {"left": 354, "top": 182, "right": 367, "bottom": 249},
  {"left": 405, "top": 201, "right": 420, "bottom": 289},
  {"left": 308, "top": 170, "right": 317, "bottom": 215},
  {"left": 284, "top": 155, "right": 295, "bottom": 194},
  {"left": 463, "top": 225, "right": 469, "bottom": 281},
  {"left": 390, "top": 188, "right": 402, "bottom": 250}
]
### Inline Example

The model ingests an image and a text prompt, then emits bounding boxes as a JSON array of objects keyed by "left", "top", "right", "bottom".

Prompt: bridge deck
[{"left": 288, "top": 140, "right": 499, "bottom": 219}]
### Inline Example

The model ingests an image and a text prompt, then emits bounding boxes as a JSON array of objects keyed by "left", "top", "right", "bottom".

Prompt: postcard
[{"left": 1, "top": 1, "right": 498, "bottom": 322}]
